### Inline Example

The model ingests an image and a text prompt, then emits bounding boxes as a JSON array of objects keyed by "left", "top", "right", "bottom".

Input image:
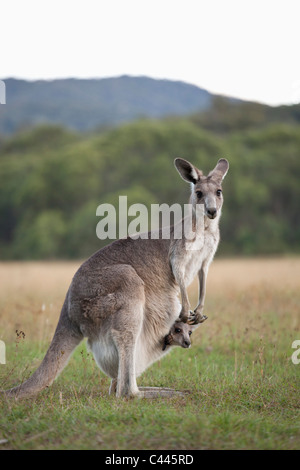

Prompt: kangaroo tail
[{"left": 3, "top": 296, "right": 83, "bottom": 399}]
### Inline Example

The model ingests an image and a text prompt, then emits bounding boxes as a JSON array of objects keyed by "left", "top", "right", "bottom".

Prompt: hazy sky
[{"left": 1, "top": 0, "right": 300, "bottom": 105}]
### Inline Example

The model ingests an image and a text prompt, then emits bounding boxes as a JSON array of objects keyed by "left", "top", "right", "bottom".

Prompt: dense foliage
[{"left": 0, "top": 109, "right": 299, "bottom": 259}]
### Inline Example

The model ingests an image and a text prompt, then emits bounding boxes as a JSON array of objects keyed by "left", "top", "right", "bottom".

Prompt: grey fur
[
  {"left": 3, "top": 157, "right": 228, "bottom": 399},
  {"left": 162, "top": 320, "right": 195, "bottom": 351}
]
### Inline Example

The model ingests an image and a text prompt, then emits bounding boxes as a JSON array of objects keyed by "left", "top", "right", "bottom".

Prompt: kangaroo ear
[
  {"left": 208, "top": 158, "right": 229, "bottom": 183},
  {"left": 174, "top": 158, "right": 203, "bottom": 184}
]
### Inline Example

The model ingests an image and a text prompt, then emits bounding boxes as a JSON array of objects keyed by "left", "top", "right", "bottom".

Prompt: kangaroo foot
[
  {"left": 137, "top": 386, "right": 190, "bottom": 398},
  {"left": 108, "top": 383, "right": 187, "bottom": 398}
]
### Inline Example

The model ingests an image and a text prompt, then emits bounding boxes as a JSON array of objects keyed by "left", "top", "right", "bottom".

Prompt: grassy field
[{"left": 0, "top": 258, "right": 299, "bottom": 450}]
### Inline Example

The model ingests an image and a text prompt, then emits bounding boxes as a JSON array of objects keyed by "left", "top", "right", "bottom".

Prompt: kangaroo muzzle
[{"left": 204, "top": 195, "right": 217, "bottom": 219}]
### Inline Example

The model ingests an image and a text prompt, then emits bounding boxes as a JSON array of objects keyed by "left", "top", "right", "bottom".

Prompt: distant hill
[{"left": 0, "top": 76, "right": 215, "bottom": 135}]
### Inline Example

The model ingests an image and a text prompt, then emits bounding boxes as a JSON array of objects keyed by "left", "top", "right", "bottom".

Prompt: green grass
[
  {"left": 0, "top": 259, "right": 299, "bottom": 450},
  {"left": 1, "top": 338, "right": 299, "bottom": 450}
]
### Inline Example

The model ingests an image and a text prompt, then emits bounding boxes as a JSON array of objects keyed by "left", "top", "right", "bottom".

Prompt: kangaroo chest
[{"left": 183, "top": 227, "right": 219, "bottom": 286}]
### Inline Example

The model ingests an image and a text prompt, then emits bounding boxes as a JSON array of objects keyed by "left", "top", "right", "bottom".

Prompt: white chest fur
[{"left": 173, "top": 220, "right": 220, "bottom": 288}]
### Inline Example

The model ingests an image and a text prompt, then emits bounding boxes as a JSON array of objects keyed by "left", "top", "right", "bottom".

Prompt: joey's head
[
  {"left": 174, "top": 157, "right": 229, "bottom": 220},
  {"left": 162, "top": 321, "right": 194, "bottom": 351}
]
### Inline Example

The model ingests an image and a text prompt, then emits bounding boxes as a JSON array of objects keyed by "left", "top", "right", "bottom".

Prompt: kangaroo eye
[
  {"left": 196, "top": 191, "right": 203, "bottom": 199},
  {"left": 189, "top": 331, "right": 192, "bottom": 336},
  {"left": 175, "top": 328, "right": 181, "bottom": 333},
  {"left": 216, "top": 189, "right": 222, "bottom": 197}
]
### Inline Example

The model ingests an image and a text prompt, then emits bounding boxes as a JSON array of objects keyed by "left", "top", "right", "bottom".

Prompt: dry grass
[
  {"left": 1, "top": 257, "right": 299, "bottom": 342},
  {"left": 0, "top": 261, "right": 80, "bottom": 343},
  {"left": 189, "top": 257, "right": 300, "bottom": 351}
]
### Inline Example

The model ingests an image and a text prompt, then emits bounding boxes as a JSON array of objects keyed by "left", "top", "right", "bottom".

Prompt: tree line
[{"left": 0, "top": 110, "right": 299, "bottom": 259}]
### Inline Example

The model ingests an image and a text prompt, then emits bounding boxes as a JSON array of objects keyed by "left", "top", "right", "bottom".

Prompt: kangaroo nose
[
  {"left": 207, "top": 208, "right": 217, "bottom": 219},
  {"left": 184, "top": 340, "right": 191, "bottom": 348}
]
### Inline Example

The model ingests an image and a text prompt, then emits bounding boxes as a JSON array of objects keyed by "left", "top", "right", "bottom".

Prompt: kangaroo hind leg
[
  {"left": 111, "top": 299, "right": 144, "bottom": 398},
  {"left": 111, "top": 321, "right": 141, "bottom": 398},
  {"left": 108, "top": 264, "right": 145, "bottom": 398}
]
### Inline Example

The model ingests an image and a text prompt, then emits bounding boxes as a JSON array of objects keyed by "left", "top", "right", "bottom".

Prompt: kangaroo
[
  {"left": 109, "top": 320, "right": 196, "bottom": 395},
  {"left": 162, "top": 320, "right": 195, "bottom": 351},
  {"left": 3, "top": 157, "right": 229, "bottom": 399}
]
